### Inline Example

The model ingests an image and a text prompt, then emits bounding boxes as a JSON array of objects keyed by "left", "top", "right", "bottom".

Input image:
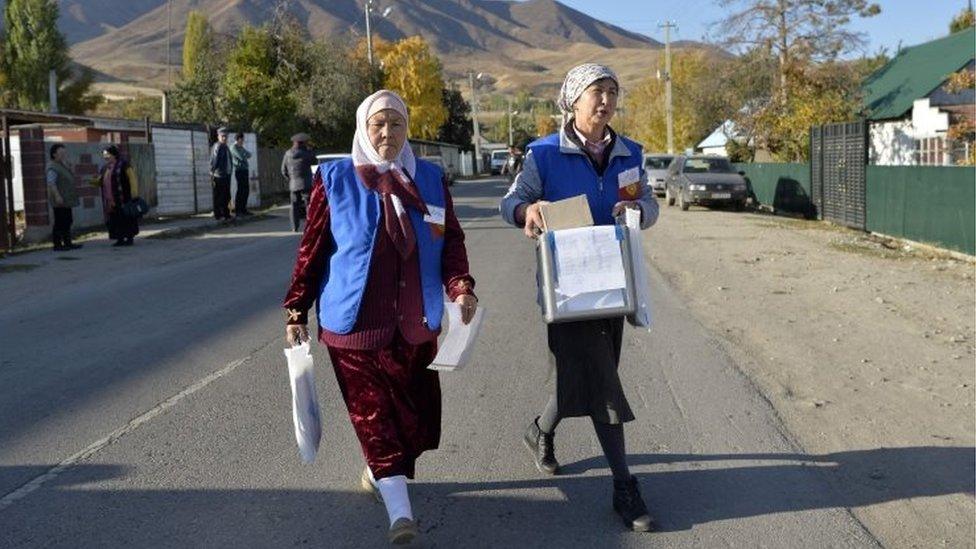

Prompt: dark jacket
[
  {"left": 281, "top": 146, "right": 316, "bottom": 192},
  {"left": 210, "top": 142, "right": 233, "bottom": 178}
]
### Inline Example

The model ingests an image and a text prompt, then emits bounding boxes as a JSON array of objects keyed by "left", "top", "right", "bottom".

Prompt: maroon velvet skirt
[{"left": 326, "top": 332, "right": 440, "bottom": 479}]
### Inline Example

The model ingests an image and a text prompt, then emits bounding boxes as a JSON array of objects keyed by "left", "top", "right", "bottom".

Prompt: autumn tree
[
  {"left": 171, "top": 14, "right": 222, "bottom": 124},
  {"left": 622, "top": 49, "right": 730, "bottom": 153},
  {"left": 379, "top": 36, "right": 448, "bottom": 139},
  {"left": 295, "top": 40, "right": 374, "bottom": 150},
  {"left": 950, "top": 4, "right": 975, "bottom": 33},
  {"left": 0, "top": 0, "right": 101, "bottom": 113}
]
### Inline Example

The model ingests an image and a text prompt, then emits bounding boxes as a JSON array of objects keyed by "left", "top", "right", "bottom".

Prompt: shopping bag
[
  {"left": 283, "top": 341, "right": 321, "bottom": 463},
  {"left": 624, "top": 208, "right": 653, "bottom": 329}
]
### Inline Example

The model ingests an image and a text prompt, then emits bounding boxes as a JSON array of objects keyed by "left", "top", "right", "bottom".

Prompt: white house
[{"left": 863, "top": 28, "right": 975, "bottom": 166}]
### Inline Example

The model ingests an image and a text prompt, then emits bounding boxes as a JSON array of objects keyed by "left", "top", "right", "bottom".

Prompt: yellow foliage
[
  {"left": 535, "top": 114, "right": 557, "bottom": 137},
  {"left": 621, "top": 50, "right": 720, "bottom": 152},
  {"left": 379, "top": 36, "right": 447, "bottom": 140}
]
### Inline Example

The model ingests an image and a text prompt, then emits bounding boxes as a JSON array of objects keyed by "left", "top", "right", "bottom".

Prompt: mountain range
[{"left": 8, "top": 0, "right": 712, "bottom": 97}]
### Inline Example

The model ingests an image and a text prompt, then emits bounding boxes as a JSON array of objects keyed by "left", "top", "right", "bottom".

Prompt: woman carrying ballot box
[
  {"left": 283, "top": 90, "right": 477, "bottom": 545},
  {"left": 500, "top": 63, "right": 660, "bottom": 532}
]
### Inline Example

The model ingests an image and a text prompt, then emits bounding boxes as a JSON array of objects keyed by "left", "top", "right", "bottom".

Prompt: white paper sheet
[
  {"left": 429, "top": 303, "right": 486, "bottom": 371},
  {"left": 551, "top": 226, "right": 627, "bottom": 296}
]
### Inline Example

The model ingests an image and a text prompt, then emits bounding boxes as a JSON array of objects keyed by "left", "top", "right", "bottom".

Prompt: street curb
[{"left": 143, "top": 212, "right": 275, "bottom": 240}]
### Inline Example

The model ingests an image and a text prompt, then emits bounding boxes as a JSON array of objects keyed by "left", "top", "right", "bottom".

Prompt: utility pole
[
  {"left": 659, "top": 20, "right": 677, "bottom": 154},
  {"left": 469, "top": 71, "right": 482, "bottom": 174},
  {"left": 365, "top": 0, "right": 374, "bottom": 68},
  {"left": 508, "top": 96, "right": 515, "bottom": 147}
]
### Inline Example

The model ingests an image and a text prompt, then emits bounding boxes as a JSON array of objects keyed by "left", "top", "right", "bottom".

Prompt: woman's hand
[
  {"left": 286, "top": 324, "right": 309, "bottom": 346},
  {"left": 523, "top": 201, "right": 548, "bottom": 239},
  {"left": 612, "top": 201, "right": 640, "bottom": 218},
  {"left": 455, "top": 294, "right": 478, "bottom": 325}
]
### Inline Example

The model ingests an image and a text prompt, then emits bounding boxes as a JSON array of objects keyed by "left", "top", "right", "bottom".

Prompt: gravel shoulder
[{"left": 644, "top": 203, "right": 976, "bottom": 548}]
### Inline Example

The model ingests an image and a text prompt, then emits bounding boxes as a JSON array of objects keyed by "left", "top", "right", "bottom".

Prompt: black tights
[{"left": 537, "top": 395, "right": 631, "bottom": 482}]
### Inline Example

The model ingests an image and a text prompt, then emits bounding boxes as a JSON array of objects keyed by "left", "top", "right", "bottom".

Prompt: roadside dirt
[{"left": 645, "top": 203, "right": 975, "bottom": 548}]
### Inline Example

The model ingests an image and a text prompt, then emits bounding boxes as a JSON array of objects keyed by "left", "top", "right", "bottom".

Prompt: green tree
[
  {"left": 950, "top": 5, "right": 975, "bottom": 33},
  {"left": 294, "top": 40, "right": 373, "bottom": 150},
  {"left": 436, "top": 87, "right": 472, "bottom": 148},
  {"left": 221, "top": 25, "right": 298, "bottom": 145},
  {"left": 183, "top": 11, "right": 210, "bottom": 80},
  {"left": 0, "top": 0, "right": 101, "bottom": 113}
]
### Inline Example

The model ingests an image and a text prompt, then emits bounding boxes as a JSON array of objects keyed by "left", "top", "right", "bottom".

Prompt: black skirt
[
  {"left": 107, "top": 208, "right": 139, "bottom": 241},
  {"left": 547, "top": 316, "right": 634, "bottom": 424}
]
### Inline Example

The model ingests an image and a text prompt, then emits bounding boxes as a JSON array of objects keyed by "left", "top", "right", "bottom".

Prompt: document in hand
[
  {"left": 429, "top": 302, "right": 486, "bottom": 372},
  {"left": 283, "top": 342, "right": 322, "bottom": 463}
]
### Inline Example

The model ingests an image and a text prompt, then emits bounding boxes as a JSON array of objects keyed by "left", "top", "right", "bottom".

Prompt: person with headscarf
[
  {"left": 282, "top": 90, "right": 478, "bottom": 545},
  {"left": 500, "top": 63, "right": 659, "bottom": 532},
  {"left": 99, "top": 145, "right": 140, "bottom": 246}
]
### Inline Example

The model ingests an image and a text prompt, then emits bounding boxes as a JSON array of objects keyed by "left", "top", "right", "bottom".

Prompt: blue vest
[
  {"left": 527, "top": 132, "right": 643, "bottom": 226},
  {"left": 317, "top": 158, "right": 446, "bottom": 334}
]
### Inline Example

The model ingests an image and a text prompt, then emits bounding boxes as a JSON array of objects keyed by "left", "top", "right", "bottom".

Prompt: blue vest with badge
[
  {"left": 317, "top": 158, "right": 446, "bottom": 334},
  {"left": 527, "top": 131, "right": 643, "bottom": 226}
]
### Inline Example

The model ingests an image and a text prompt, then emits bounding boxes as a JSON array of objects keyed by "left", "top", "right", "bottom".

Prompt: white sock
[
  {"left": 376, "top": 475, "right": 413, "bottom": 525},
  {"left": 366, "top": 466, "right": 379, "bottom": 488}
]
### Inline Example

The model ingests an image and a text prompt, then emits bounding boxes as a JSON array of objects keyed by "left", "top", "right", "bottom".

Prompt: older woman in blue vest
[
  {"left": 283, "top": 90, "right": 477, "bottom": 545},
  {"left": 500, "top": 63, "right": 659, "bottom": 532}
]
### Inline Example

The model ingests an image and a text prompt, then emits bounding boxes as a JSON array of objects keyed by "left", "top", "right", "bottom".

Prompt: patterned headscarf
[
  {"left": 557, "top": 63, "right": 619, "bottom": 126},
  {"left": 351, "top": 89, "right": 427, "bottom": 259}
]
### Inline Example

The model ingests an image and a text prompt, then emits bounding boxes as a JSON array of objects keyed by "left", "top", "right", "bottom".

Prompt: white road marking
[{"left": 0, "top": 357, "right": 250, "bottom": 512}]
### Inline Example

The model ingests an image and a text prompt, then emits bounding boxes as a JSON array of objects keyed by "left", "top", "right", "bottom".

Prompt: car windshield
[
  {"left": 492, "top": 152, "right": 509, "bottom": 160},
  {"left": 644, "top": 157, "right": 673, "bottom": 170},
  {"left": 683, "top": 158, "right": 734, "bottom": 174}
]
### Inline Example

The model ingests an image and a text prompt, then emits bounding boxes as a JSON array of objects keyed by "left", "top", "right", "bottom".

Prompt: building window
[{"left": 914, "top": 136, "right": 947, "bottom": 165}]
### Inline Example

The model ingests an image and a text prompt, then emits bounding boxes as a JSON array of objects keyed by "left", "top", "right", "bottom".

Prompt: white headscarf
[
  {"left": 351, "top": 89, "right": 416, "bottom": 179},
  {"left": 557, "top": 63, "right": 619, "bottom": 126}
]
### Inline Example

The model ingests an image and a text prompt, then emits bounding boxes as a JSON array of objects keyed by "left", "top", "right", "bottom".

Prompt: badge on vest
[
  {"left": 617, "top": 166, "right": 641, "bottom": 200},
  {"left": 424, "top": 205, "right": 446, "bottom": 239}
]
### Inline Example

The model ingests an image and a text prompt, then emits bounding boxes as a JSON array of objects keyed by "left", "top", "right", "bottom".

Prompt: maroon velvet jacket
[{"left": 283, "top": 172, "right": 476, "bottom": 350}]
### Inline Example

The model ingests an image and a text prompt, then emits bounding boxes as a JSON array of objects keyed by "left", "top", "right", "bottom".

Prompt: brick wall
[{"left": 19, "top": 127, "right": 47, "bottom": 230}]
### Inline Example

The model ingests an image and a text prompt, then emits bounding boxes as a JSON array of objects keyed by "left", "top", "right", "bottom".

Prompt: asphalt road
[{"left": 0, "top": 178, "right": 879, "bottom": 548}]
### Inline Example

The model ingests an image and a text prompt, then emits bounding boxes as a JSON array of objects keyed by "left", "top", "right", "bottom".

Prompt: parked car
[
  {"left": 420, "top": 155, "right": 455, "bottom": 186},
  {"left": 643, "top": 153, "right": 674, "bottom": 197},
  {"left": 310, "top": 153, "right": 351, "bottom": 175},
  {"left": 489, "top": 150, "right": 510, "bottom": 175},
  {"left": 664, "top": 155, "right": 748, "bottom": 211}
]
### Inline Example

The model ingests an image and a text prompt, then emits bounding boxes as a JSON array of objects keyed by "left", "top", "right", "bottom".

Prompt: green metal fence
[
  {"left": 733, "top": 162, "right": 815, "bottom": 217},
  {"left": 866, "top": 166, "right": 975, "bottom": 255}
]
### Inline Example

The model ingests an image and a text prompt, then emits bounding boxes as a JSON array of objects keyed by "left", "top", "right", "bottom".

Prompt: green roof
[{"left": 862, "top": 27, "right": 975, "bottom": 121}]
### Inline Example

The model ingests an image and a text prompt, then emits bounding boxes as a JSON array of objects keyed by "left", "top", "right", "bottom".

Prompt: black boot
[
  {"left": 65, "top": 233, "right": 83, "bottom": 250},
  {"left": 612, "top": 476, "right": 654, "bottom": 532},
  {"left": 523, "top": 417, "right": 559, "bottom": 475},
  {"left": 52, "top": 232, "right": 66, "bottom": 251}
]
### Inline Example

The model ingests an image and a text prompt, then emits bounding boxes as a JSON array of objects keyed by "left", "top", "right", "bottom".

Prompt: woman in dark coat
[
  {"left": 99, "top": 145, "right": 139, "bottom": 246},
  {"left": 283, "top": 90, "right": 477, "bottom": 546},
  {"left": 500, "top": 63, "right": 660, "bottom": 532}
]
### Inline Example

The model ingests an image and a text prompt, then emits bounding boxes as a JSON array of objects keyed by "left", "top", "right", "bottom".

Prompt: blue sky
[{"left": 556, "top": 0, "right": 972, "bottom": 55}]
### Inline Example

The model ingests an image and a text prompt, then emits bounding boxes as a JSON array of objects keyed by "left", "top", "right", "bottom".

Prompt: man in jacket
[
  {"left": 47, "top": 144, "right": 82, "bottom": 251},
  {"left": 280, "top": 132, "right": 316, "bottom": 232},
  {"left": 210, "top": 127, "right": 233, "bottom": 221},
  {"left": 231, "top": 132, "right": 253, "bottom": 216}
]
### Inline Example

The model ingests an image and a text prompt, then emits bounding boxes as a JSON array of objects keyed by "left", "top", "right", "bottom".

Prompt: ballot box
[{"left": 536, "top": 223, "right": 637, "bottom": 323}]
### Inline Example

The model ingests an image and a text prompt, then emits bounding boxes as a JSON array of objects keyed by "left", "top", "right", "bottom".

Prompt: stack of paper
[{"left": 429, "top": 302, "right": 486, "bottom": 371}]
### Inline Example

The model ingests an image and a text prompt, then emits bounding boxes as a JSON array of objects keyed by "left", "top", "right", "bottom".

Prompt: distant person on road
[
  {"left": 231, "top": 132, "right": 252, "bottom": 217},
  {"left": 283, "top": 90, "right": 477, "bottom": 546},
  {"left": 209, "top": 127, "right": 234, "bottom": 221},
  {"left": 500, "top": 63, "right": 660, "bottom": 532},
  {"left": 47, "top": 144, "right": 82, "bottom": 251},
  {"left": 99, "top": 145, "right": 140, "bottom": 247},
  {"left": 280, "top": 132, "right": 316, "bottom": 232}
]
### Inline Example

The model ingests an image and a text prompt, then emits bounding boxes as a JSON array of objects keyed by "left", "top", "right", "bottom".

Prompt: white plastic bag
[
  {"left": 625, "top": 208, "right": 653, "bottom": 329},
  {"left": 283, "top": 341, "right": 321, "bottom": 463}
]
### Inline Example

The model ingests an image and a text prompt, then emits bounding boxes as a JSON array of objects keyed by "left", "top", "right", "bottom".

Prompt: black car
[{"left": 664, "top": 155, "right": 748, "bottom": 211}]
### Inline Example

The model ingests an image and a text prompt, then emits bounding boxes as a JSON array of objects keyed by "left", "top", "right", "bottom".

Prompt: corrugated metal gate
[{"left": 810, "top": 120, "right": 868, "bottom": 229}]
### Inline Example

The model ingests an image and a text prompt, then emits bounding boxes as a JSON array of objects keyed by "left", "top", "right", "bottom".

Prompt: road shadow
[{"left": 2, "top": 447, "right": 971, "bottom": 547}]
